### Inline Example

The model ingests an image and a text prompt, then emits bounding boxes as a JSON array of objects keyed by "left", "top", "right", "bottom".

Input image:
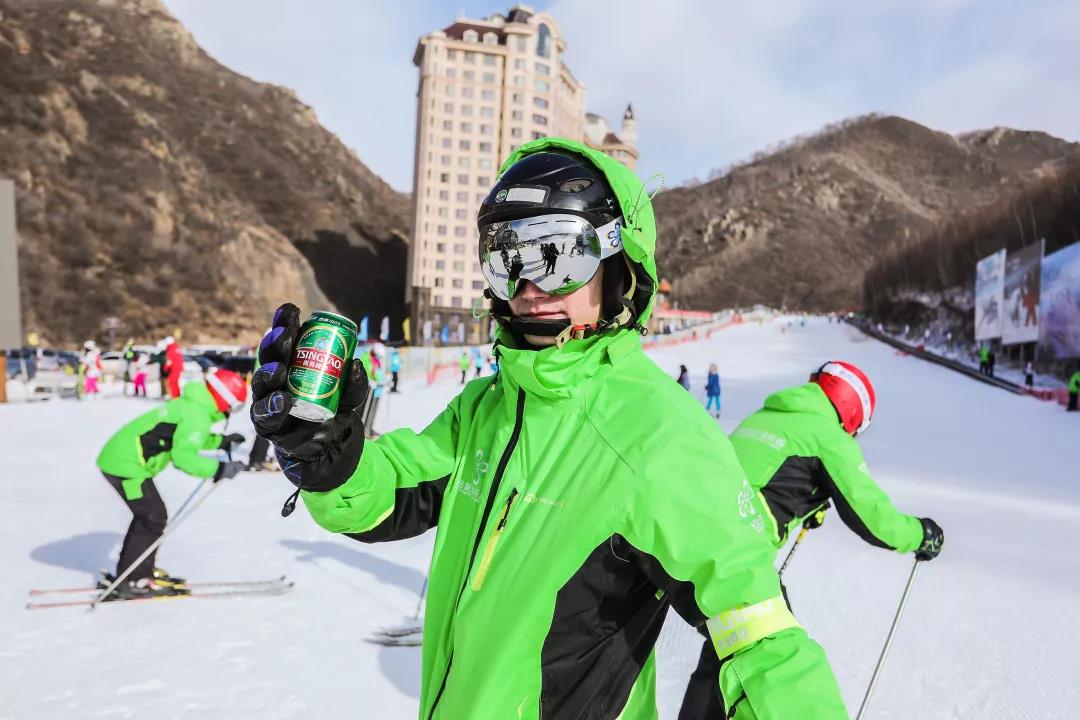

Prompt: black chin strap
[{"left": 508, "top": 315, "right": 571, "bottom": 338}]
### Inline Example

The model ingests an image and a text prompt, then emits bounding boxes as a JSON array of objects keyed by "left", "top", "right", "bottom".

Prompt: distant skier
[
  {"left": 705, "top": 363, "right": 721, "bottom": 417},
  {"left": 978, "top": 345, "right": 990, "bottom": 375},
  {"left": 1068, "top": 367, "right": 1080, "bottom": 411},
  {"left": 363, "top": 348, "right": 388, "bottom": 437},
  {"left": 121, "top": 338, "right": 136, "bottom": 395},
  {"left": 471, "top": 346, "right": 484, "bottom": 378},
  {"left": 677, "top": 363, "right": 690, "bottom": 390},
  {"left": 152, "top": 340, "right": 169, "bottom": 397},
  {"left": 81, "top": 341, "right": 102, "bottom": 399},
  {"left": 680, "top": 361, "right": 944, "bottom": 719},
  {"left": 389, "top": 348, "right": 401, "bottom": 393},
  {"left": 132, "top": 352, "right": 149, "bottom": 398},
  {"left": 459, "top": 351, "right": 469, "bottom": 384},
  {"left": 1024, "top": 361, "right": 1034, "bottom": 388},
  {"left": 162, "top": 336, "right": 184, "bottom": 399},
  {"left": 988, "top": 349, "right": 997, "bottom": 378},
  {"left": 95, "top": 369, "right": 247, "bottom": 598}
]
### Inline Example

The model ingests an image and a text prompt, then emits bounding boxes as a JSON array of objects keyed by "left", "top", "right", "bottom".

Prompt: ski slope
[{"left": 2, "top": 317, "right": 1078, "bottom": 719}]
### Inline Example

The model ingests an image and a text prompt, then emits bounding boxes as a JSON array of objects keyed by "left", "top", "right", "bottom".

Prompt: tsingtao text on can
[{"left": 286, "top": 310, "right": 358, "bottom": 422}]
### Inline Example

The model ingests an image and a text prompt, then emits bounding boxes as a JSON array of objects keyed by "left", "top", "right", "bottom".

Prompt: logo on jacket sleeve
[{"left": 738, "top": 478, "right": 765, "bottom": 534}]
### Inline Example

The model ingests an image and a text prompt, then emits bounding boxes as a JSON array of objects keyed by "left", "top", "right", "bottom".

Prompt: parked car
[{"left": 98, "top": 351, "right": 126, "bottom": 379}]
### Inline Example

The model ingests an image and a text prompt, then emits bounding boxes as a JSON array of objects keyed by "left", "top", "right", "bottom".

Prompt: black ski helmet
[
  {"left": 477, "top": 150, "right": 647, "bottom": 347},
  {"left": 478, "top": 150, "right": 620, "bottom": 229}
]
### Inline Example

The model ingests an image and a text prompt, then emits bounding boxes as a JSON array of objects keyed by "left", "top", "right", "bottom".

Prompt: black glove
[
  {"left": 803, "top": 502, "right": 830, "bottom": 530},
  {"left": 250, "top": 303, "right": 369, "bottom": 515},
  {"left": 214, "top": 460, "right": 245, "bottom": 482},
  {"left": 915, "top": 517, "right": 944, "bottom": 561},
  {"left": 221, "top": 433, "right": 246, "bottom": 452}
]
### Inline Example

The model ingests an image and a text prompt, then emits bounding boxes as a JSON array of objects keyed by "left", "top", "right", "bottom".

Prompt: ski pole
[
  {"left": 170, "top": 479, "right": 208, "bottom": 524},
  {"left": 855, "top": 559, "right": 921, "bottom": 720},
  {"left": 778, "top": 527, "right": 807, "bottom": 578},
  {"left": 413, "top": 576, "right": 428, "bottom": 620},
  {"left": 166, "top": 433, "right": 231, "bottom": 520},
  {"left": 90, "top": 479, "right": 224, "bottom": 608}
]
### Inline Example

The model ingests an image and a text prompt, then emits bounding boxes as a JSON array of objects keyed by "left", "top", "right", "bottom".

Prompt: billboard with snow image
[
  {"left": 1038, "top": 241, "right": 1080, "bottom": 360},
  {"left": 1002, "top": 240, "right": 1042, "bottom": 345},
  {"left": 974, "top": 249, "right": 1005, "bottom": 341}
]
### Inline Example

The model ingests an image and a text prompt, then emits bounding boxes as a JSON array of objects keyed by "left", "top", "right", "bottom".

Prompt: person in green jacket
[
  {"left": 680, "top": 360, "right": 944, "bottom": 718},
  {"left": 1066, "top": 367, "right": 1080, "bottom": 411},
  {"left": 96, "top": 370, "right": 248, "bottom": 597},
  {"left": 251, "top": 139, "right": 847, "bottom": 719}
]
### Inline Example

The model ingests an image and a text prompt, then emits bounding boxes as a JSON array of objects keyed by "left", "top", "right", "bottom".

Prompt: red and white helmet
[
  {"left": 206, "top": 368, "right": 248, "bottom": 413},
  {"left": 811, "top": 361, "right": 876, "bottom": 435}
]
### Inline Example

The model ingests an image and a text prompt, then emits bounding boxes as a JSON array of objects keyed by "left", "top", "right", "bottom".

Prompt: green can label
[{"left": 287, "top": 311, "right": 357, "bottom": 417}]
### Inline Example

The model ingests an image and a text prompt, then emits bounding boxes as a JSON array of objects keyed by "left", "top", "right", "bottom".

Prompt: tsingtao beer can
[{"left": 286, "top": 310, "right": 358, "bottom": 422}]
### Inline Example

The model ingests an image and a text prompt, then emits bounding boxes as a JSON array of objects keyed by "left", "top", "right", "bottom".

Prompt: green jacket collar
[
  {"left": 496, "top": 329, "right": 641, "bottom": 401},
  {"left": 763, "top": 383, "right": 836, "bottom": 418}
]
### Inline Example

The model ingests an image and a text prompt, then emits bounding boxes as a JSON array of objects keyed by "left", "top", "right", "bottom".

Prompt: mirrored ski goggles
[{"left": 478, "top": 214, "right": 624, "bottom": 301}]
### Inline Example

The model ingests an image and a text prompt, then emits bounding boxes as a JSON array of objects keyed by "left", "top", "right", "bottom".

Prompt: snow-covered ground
[{"left": 2, "top": 317, "right": 1078, "bottom": 719}]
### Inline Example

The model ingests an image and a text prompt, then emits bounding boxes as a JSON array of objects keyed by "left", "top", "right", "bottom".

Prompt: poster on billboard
[
  {"left": 974, "top": 249, "right": 1006, "bottom": 341},
  {"left": 1002, "top": 240, "right": 1043, "bottom": 345},
  {"left": 1038, "top": 241, "right": 1080, "bottom": 360}
]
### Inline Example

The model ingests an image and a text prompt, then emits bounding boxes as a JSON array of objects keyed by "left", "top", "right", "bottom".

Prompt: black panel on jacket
[
  {"left": 540, "top": 534, "right": 677, "bottom": 720},
  {"left": 759, "top": 455, "right": 828, "bottom": 542},
  {"left": 346, "top": 475, "right": 449, "bottom": 543},
  {"left": 138, "top": 422, "right": 177, "bottom": 462}
]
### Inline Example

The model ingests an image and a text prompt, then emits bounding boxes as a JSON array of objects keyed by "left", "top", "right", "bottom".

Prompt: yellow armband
[{"left": 707, "top": 596, "right": 799, "bottom": 658}]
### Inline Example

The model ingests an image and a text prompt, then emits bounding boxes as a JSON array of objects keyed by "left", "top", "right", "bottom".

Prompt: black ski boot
[{"left": 105, "top": 578, "right": 189, "bottom": 601}]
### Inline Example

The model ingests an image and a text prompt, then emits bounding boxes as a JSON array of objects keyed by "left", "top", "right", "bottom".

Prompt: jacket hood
[
  {"left": 182, "top": 380, "right": 226, "bottom": 420},
  {"left": 763, "top": 383, "right": 839, "bottom": 422},
  {"left": 495, "top": 138, "right": 660, "bottom": 327}
]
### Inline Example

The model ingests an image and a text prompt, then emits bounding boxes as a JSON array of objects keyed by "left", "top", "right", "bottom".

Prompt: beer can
[{"left": 286, "top": 310, "right": 358, "bottom": 422}]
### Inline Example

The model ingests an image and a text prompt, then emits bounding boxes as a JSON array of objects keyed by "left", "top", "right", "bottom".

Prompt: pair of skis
[
  {"left": 367, "top": 622, "right": 422, "bottom": 647},
  {"left": 26, "top": 575, "right": 293, "bottom": 610}
]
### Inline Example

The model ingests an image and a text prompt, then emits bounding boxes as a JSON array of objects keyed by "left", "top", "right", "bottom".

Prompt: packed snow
[{"left": 2, "top": 317, "right": 1077, "bottom": 719}]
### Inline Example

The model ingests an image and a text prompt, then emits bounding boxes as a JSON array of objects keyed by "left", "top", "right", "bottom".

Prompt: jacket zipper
[
  {"left": 427, "top": 387, "right": 526, "bottom": 720},
  {"left": 470, "top": 487, "right": 519, "bottom": 592}
]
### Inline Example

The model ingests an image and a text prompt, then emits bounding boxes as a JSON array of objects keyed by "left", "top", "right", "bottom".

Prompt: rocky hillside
[
  {"left": 654, "top": 115, "right": 1080, "bottom": 311},
  {"left": 0, "top": 0, "right": 410, "bottom": 346}
]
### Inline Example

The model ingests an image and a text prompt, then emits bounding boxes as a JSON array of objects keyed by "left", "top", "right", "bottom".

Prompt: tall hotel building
[{"left": 407, "top": 6, "right": 637, "bottom": 342}]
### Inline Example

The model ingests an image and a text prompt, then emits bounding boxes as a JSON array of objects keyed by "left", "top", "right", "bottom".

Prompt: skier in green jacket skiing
[
  {"left": 680, "top": 360, "right": 944, "bottom": 718},
  {"left": 251, "top": 138, "right": 847, "bottom": 718},
  {"left": 96, "top": 370, "right": 248, "bottom": 597}
]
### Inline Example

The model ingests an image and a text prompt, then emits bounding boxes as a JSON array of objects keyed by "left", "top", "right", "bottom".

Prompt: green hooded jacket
[
  {"left": 730, "top": 383, "right": 924, "bottom": 552},
  {"left": 96, "top": 381, "right": 225, "bottom": 500},
  {"left": 298, "top": 139, "right": 846, "bottom": 719},
  {"left": 1068, "top": 372, "right": 1080, "bottom": 393}
]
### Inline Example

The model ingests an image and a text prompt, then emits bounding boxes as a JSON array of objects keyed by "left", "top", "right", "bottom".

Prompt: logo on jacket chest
[{"left": 455, "top": 449, "right": 488, "bottom": 503}]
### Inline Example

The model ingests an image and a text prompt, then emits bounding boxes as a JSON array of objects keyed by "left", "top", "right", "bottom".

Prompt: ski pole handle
[{"left": 856, "top": 559, "right": 921, "bottom": 720}]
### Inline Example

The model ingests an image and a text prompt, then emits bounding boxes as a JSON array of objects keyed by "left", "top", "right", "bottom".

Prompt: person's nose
[{"left": 514, "top": 280, "right": 550, "bottom": 301}]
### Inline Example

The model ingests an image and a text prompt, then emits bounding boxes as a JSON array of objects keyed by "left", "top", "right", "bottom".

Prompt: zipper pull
[{"left": 497, "top": 488, "right": 519, "bottom": 530}]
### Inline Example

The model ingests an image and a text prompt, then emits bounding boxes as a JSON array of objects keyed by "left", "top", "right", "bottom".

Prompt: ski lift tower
[{"left": 0, "top": 179, "right": 23, "bottom": 401}]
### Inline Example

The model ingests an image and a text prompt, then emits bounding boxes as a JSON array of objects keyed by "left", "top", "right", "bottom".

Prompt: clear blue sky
[{"left": 164, "top": 0, "right": 1079, "bottom": 192}]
